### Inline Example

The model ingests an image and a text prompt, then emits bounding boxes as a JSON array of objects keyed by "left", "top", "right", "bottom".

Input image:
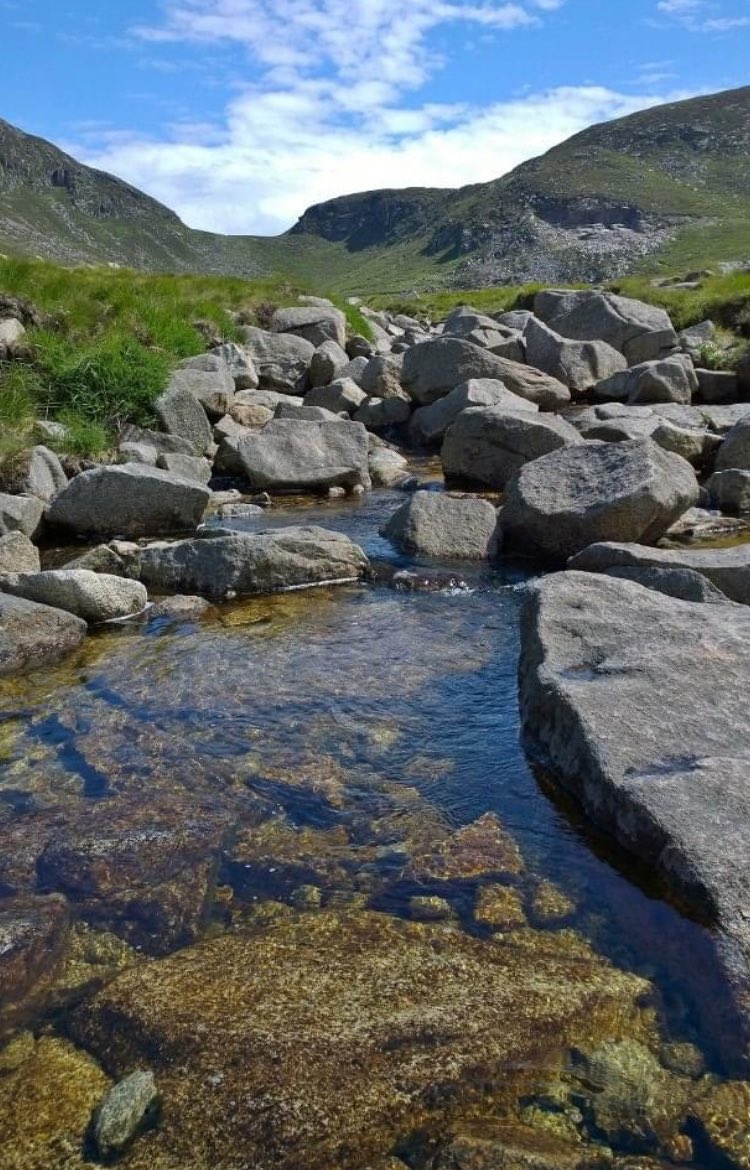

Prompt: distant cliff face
[{"left": 2, "top": 85, "right": 750, "bottom": 291}]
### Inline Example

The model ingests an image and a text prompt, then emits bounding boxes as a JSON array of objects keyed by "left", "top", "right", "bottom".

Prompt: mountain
[{"left": 2, "top": 85, "right": 750, "bottom": 294}]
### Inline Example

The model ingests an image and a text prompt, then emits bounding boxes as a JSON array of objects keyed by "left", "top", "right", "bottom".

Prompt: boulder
[
  {"left": 568, "top": 540, "right": 750, "bottom": 606},
  {"left": 707, "top": 469, "right": 750, "bottom": 516},
  {"left": 402, "top": 338, "right": 569, "bottom": 410},
  {"left": 341, "top": 356, "right": 369, "bottom": 385},
  {"left": 410, "top": 379, "right": 537, "bottom": 447},
  {"left": 368, "top": 449, "right": 411, "bottom": 488},
  {"left": 353, "top": 397, "right": 411, "bottom": 428},
  {"left": 679, "top": 319, "right": 715, "bottom": 358},
  {"left": 518, "top": 570, "right": 750, "bottom": 1064},
  {"left": 155, "top": 452, "right": 212, "bottom": 484},
  {"left": 168, "top": 365, "right": 235, "bottom": 419},
  {"left": 210, "top": 342, "right": 259, "bottom": 390},
  {"left": 696, "top": 404, "right": 750, "bottom": 434},
  {"left": 695, "top": 369, "right": 740, "bottom": 404},
  {"left": 119, "top": 442, "right": 158, "bottom": 466},
  {"left": 534, "top": 290, "right": 679, "bottom": 363},
  {"left": 219, "top": 419, "right": 371, "bottom": 492},
  {"left": 154, "top": 381, "right": 214, "bottom": 456},
  {"left": 442, "top": 407, "right": 583, "bottom": 489},
  {"left": 0, "top": 494, "right": 44, "bottom": 539},
  {"left": 714, "top": 416, "right": 750, "bottom": 472},
  {"left": 595, "top": 355, "right": 698, "bottom": 405},
  {"left": 1, "top": 446, "right": 67, "bottom": 503},
  {"left": 310, "top": 340, "right": 349, "bottom": 387},
  {"left": 382, "top": 492, "right": 499, "bottom": 560},
  {"left": 0, "top": 593, "right": 86, "bottom": 676},
  {"left": 274, "top": 403, "right": 343, "bottom": 423},
  {"left": 227, "top": 403, "right": 274, "bottom": 430},
  {"left": 119, "top": 425, "right": 197, "bottom": 456},
  {"left": 239, "top": 326, "right": 315, "bottom": 395},
  {"left": 47, "top": 465, "right": 210, "bottom": 539},
  {"left": 0, "top": 532, "right": 40, "bottom": 575},
  {"left": 138, "top": 528, "right": 368, "bottom": 599},
  {"left": 271, "top": 305, "right": 347, "bottom": 348},
  {"left": 522, "top": 316, "right": 627, "bottom": 394},
  {"left": 501, "top": 439, "right": 699, "bottom": 562},
  {"left": 69, "top": 909, "right": 647, "bottom": 1170},
  {"left": 593, "top": 565, "right": 727, "bottom": 604},
  {"left": 359, "top": 355, "right": 405, "bottom": 400},
  {"left": 1, "top": 570, "right": 148, "bottom": 624},
  {"left": 0, "top": 317, "right": 25, "bottom": 357},
  {"left": 304, "top": 378, "right": 367, "bottom": 415}
]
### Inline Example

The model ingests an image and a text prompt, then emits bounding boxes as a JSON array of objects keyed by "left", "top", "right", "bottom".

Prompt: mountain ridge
[{"left": 2, "top": 85, "right": 750, "bottom": 293}]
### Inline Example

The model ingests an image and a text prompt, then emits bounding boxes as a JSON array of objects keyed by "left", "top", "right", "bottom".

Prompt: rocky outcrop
[
  {"left": 501, "top": 439, "right": 698, "bottom": 561},
  {"left": 519, "top": 570, "right": 750, "bottom": 1065},
  {"left": 47, "top": 464, "right": 210, "bottom": 539},
  {"left": 382, "top": 491, "right": 499, "bottom": 560},
  {"left": 138, "top": 527, "right": 369, "bottom": 598},
  {"left": 442, "top": 407, "right": 582, "bottom": 489}
]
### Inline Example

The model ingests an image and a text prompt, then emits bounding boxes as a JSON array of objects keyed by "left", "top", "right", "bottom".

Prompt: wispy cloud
[{"left": 655, "top": 0, "right": 750, "bottom": 30}]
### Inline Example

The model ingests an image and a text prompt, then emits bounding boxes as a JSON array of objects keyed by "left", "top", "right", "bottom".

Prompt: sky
[{"left": 1, "top": 0, "right": 749, "bottom": 237}]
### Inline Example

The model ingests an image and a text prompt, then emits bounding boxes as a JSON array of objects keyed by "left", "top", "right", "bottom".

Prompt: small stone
[
  {"left": 94, "top": 1069, "right": 159, "bottom": 1158},
  {"left": 409, "top": 895, "right": 453, "bottom": 922}
]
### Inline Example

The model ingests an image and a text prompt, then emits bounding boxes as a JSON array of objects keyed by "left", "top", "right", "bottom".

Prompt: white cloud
[{"left": 655, "top": 0, "right": 750, "bottom": 30}]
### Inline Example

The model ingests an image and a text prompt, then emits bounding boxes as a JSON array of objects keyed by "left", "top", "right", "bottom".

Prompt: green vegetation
[
  {"left": 371, "top": 284, "right": 546, "bottom": 320},
  {"left": 0, "top": 257, "right": 313, "bottom": 458}
]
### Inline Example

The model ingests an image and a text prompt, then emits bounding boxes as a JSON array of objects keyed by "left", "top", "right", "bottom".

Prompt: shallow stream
[{"left": 0, "top": 478, "right": 747, "bottom": 1169}]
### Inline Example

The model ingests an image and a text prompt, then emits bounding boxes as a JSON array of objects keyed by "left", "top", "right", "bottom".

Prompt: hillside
[{"left": 2, "top": 85, "right": 750, "bottom": 293}]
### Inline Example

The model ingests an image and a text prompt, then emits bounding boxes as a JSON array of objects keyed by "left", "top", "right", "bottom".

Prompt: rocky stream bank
[{"left": 1, "top": 291, "right": 750, "bottom": 1168}]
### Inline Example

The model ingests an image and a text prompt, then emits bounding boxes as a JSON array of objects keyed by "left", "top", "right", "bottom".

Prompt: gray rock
[
  {"left": 304, "top": 379, "right": 367, "bottom": 415},
  {"left": 33, "top": 419, "right": 67, "bottom": 443},
  {"left": 595, "top": 355, "right": 698, "bottom": 405},
  {"left": 599, "top": 565, "right": 727, "bottom": 603},
  {"left": 346, "top": 335, "right": 373, "bottom": 360},
  {"left": 4, "top": 446, "right": 67, "bottom": 503},
  {"left": 368, "top": 448, "right": 411, "bottom": 488},
  {"left": 47, "top": 465, "right": 209, "bottom": 539},
  {"left": 707, "top": 469, "right": 750, "bottom": 516},
  {"left": 568, "top": 541, "right": 750, "bottom": 605},
  {"left": 155, "top": 381, "right": 214, "bottom": 456},
  {"left": 402, "top": 338, "right": 569, "bottom": 410},
  {"left": 119, "top": 442, "right": 158, "bottom": 466},
  {"left": 340, "top": 356, "right": 369, "bottom": 385},
  {"left": 359, "top": 355, "right": 405, "bottom": 400},
  {"left": 239, "top": 326, "right": 315, "bottom": 395},
  {"left": 218, "top": 419, "right": 371, "bottom": 492},
  {"left": 715, "top": 416, "right": 750, "bottom": 472},
  {"left": 119, "top": 425, "right": 197, "bottom": 456},
  {"left": 577, "top": 416, "right": 660, "bottom": 443},
  {"left": 94, "top": 1070, "right": 159, "bottom": 1159},
  {"left": 695, "top": 369, "right": 740, "bottom": 404},
  {"left": 410, "top": 379, "right": 537, "bottom": 447},
  {"left": 353, "top": 396, "right": 411, "bottom": 428},
  {"left": 534, "top": 290, "right": 678, "bottom": 363},
  {"left": 679, "top": 319, "right": 715, "bottom": 357},
  {"left": 310, "top": 340, "right": 349, "bottom": 387},
  {"left": 495, "top": 309, "right": 534, "bottom": 332},
  {"left": 156, "top": 453, "right": 213, "bottom": 485},
  {"left": 271, "top": 305, "right": 346, "bottom": 349},
  {"left": 138, "top": 527, "right": 369, "bottom": 599},
  {"left": 227, "top": 403, "right": 274, "bottom": 430},
  {"left": 0, "top": 494, "right": 44, "bottom": 539},
  {"left": 382, "top": 492, "right": 499, "bottom": 560},
  {"left": 651, "top": 421, "right": 720, "bottom": 467},
  {"left": 169, "top": 365, "right": 235, "bottom": 420},
  {"left": 501, "top": 439, "right": 698, "bottom": 562},
  {"left": 149, "top": 595, "right": 212, "bottom": 620},
  {"left": 1, "top": 570, "right": 148, "bottom": 624},
  {"left": 210, "top": 342, "right": 259, "bottom": 391},
  {"left": 0, "top": 532, "right": 40, "bottom": 574},
  {"left": 0, "top": 317, "right": 25, "bottom": 356},
  {"left": 523, "top": 316, "right": 627, "bottom": 394},
  {"left": 0, "top": 593, "right": 86, "bottom": 676},
  {"left": 442, "top": 407, "right": 583, "bottom": 489},
  {"left": 518, "top": 570, "right": 750, "bottom": 1064},
  {"left": 274, "top": 403, "right": 343, "bottom": 423},
  {"left": 63, "top": 542, "right": 141, "bottom": 579}
]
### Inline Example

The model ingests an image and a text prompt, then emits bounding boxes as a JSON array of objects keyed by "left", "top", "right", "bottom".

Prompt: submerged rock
[
  {"left": 138, "top": 528, "right": 369, "bottom": 599},
  {"left": 70, "top": 910, "right": 649, "bottom": 1170},
  {"left": 94, "top": 1070, "right": 160, "bottom": 1159}
]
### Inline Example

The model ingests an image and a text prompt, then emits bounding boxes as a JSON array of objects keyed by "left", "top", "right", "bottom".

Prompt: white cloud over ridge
[{"left": 74, "top": 1, "right": 695, "bottom": 235}]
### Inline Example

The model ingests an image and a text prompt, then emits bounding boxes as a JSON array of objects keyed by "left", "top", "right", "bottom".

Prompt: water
[{"left": 0, "top": 484, "right": 745, "bottom": 1169}]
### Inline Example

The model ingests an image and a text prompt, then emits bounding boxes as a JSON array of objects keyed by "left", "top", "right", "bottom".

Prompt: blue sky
[{"left": 1, "top": 0, "right": 748, "bottom": 235}]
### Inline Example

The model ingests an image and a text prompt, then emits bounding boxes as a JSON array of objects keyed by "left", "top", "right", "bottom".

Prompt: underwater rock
[
  {"left": 690, "top": 1079, "right": 750, "bottom": 1169},
  {"left": 474, "top": 884, "right": 527, "bottom": 931},
  {"left": 70, "top": 909, "right": 650, "bottom": 1170},
  {"left": 406, "top": 813, "right": 524, "bottom": 883},
  {"left": 94, "top": 1069, "right": 160, "bottom": 1159},
  {"left": 0, "top": 894, "right": 69, "bottom": 1034}
]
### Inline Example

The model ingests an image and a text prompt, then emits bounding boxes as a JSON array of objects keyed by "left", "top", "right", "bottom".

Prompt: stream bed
[{"left": 0, "top": 482, "right": 748, "bottom": 1169}]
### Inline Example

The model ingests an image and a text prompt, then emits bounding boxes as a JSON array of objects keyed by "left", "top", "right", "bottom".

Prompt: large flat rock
[{"left": 519, "top": 570, "right": 750, "bottom": 1066}]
